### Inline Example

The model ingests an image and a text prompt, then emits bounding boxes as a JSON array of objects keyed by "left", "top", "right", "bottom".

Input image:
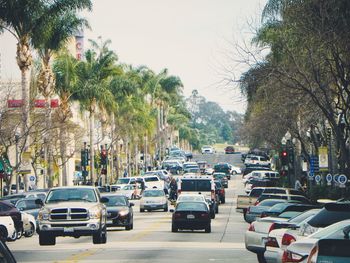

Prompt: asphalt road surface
[{"left": 8, "top": 153, "right": 257, "bottom": 263}]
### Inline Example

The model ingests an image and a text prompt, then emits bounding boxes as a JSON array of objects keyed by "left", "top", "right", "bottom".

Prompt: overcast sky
[{"left": 0, "top": 0, "right": 267, "bottom": 114}]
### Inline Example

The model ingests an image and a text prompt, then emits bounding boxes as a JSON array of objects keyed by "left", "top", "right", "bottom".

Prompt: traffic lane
[{"left": 9, "top": 174, "right": 255, "bottom": 262}]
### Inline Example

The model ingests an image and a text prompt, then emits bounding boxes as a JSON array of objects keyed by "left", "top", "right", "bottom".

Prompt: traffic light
[
  {"left": 100, "top": 149, "right": 107, "bottom": 166},
  {"left": 281, "top": 150, "right": 288, "bottom": 165}
]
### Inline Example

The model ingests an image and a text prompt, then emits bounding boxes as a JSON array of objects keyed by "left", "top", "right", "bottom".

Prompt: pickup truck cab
[{"left": 36, "top": 186, "right": 108, "bottom": 245}]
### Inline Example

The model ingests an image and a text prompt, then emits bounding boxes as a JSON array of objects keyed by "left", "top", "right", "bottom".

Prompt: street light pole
[{"left": 15, "top": 131, "right": 20, "bottom": 194}]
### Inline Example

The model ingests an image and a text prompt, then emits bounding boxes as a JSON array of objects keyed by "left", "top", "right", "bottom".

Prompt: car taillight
[
  {"left": 307, "top": 244, "right": 319, "bottom": 263},
  {"left": 265, "top": 237, "right": 279, "bottom": 248},
  {"left": 220, "top": 189, "right": 225, "bottom": 194},
  {"left": 281, "top": 233, "right": 296, "bottom": 247},
  {"left": 254, "top": 200, "right": 260, "bottom": 205},
  {"left": 248, "top": 223, "right": 255, "bottom": 232},
  {"left": 282, "top": 251, "right": 304, "bottom": 263},
  {"left": 268, "top": 223, "right": 276, "bottom": 233},
  {"left": 178, "top": 189, "right": 181, "bottom": 195}
]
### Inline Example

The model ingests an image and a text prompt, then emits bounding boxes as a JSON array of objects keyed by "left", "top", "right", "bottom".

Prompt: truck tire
[
  {"left": 140, "top": 208, "right": 145, "bottom": 213},
  {"left": 93, "top": 227, "right": 107, "bottom": 244},
  {"left": 39, "top": 233, "right": 56, "bottom": 246},
  {"left": 215, "top": 205, "right": 219, "bottom": 214}
]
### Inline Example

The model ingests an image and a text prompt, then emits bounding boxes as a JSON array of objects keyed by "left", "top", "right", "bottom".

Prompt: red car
[{"left": 225, "top": 146, "right": 235, "bottom": 154}]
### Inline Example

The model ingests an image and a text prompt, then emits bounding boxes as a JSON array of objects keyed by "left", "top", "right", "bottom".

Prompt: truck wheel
[
  {"left": 210, "top": 211, "right": 215, "bottom": 219},
  {"left": 221, "top": 197, "right": 225, "bottom": 204},
  {"left": 125, "top": 224, "right": 132, "bottom": 231},
  {"left": 93, "top": 227, "right": 107, "bottom": 244},
  {"left": 39, "top": 233, "right": 56, "bottom": 246},
  {"left": 24, "top": 223, "right": 35, "bottom": 237},
  {"left": 215, "top": 205, "right": 219, "bottom": 214},
  {"left": 140, "top": 208, "right": 144, "bottom": 213}
]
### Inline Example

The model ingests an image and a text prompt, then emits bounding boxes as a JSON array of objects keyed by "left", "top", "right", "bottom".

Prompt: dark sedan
[
  {"left": 103, "top": 194, "right": 134, "bottom": 230},
  {"left": 170, "top": 201, "right": 211, "bottom": 233},
  {"left": 213, "top": 173, "right": 228, "bottom": 188}
]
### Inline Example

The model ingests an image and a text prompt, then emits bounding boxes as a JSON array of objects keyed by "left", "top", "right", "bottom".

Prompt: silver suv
[{"left": 36, "top": 186, "right": 108, "bottom": 245}]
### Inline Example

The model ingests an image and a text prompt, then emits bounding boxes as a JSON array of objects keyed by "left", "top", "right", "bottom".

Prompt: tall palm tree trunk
[
  {"left": 89, "top": 109, "right": 95, "bottom": 185},
  {"left": 17, "top": 38, "right": 32, "bottom": 137},
  {"left": 60, "top": 126, "right": 68, "bottom": 186}
]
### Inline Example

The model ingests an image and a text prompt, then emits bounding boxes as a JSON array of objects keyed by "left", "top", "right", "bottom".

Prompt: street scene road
[{"left": 8, "top": 153, "right": 256, "bottom": 263}]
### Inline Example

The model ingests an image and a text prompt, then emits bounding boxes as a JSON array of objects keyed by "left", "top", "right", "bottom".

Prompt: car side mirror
[
  {"left": 35, "top": 199, "right": 43, "bottom": 206},
  {"left": 129, "top": 203, "right": 135, "bottom": 207},
  {"left": 169, "top": 209, "right": 174, "bottom": 213},
  {"left": 100, "top": 197, "right": 109, "bottom": 203}
]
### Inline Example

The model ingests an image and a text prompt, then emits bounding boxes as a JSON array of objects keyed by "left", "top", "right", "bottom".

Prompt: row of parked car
[
  {"left": 238, "top": 178, "right": 350, "bottom": 263},
  {"left": 0, "top": 189, "right": 48, "bottom": 243}
]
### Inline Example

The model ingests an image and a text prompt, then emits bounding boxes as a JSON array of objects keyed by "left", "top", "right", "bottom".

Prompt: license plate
[
  {"left": 187, "top": 214, "right": 195, "bottom": 219},
  {"left": 64, "top": 228, "right": 74, "bottom": 233}
]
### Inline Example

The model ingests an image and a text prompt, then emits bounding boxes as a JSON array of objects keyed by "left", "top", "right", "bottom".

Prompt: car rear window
[
  {"left": 308, "top": 206, "right": 350, "bottom": 228},
  {"left": 258, "top": 199, "right": 284, "bottom": 207},
  {"left": 263, "top": 189, "right": 286, "bottom": 194},
  {"left": 181, "top": 180, "right": 211, "bottom": 192},
  {"left": 290, "top": 196, "right": 310, "bottom": 204},
  {"left": 144, "top": 177, "right": 159, "bottom": 182},
  {"left": 176, "top": 202, "right": 208, "bottom": 211},
  {"left": 250, "top": 188, "right": 264, "bottom": 197}
]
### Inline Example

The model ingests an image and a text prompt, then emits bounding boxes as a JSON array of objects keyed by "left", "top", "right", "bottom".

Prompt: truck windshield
[
  {"left": 181, "top": 180, "right": 211, "bottom": 191},
  {"left": 46, "top": 188, "right": 97, "bottom": 203}
]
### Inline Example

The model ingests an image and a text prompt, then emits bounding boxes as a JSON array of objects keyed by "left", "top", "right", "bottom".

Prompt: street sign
[
  {"left": 308, "top": 171, "right": 315, "bottom": 178},
  {"left": 319, "top": 147, "right": 328, "bottom": 171},
  {"left": 29, "top": 175, "right": 36, "bottom": 182},
  {"left": 309, "top": 156, "right": 319, "bottom": 176},
  {"left": 315, "top": 175, "right": 321, "bottom": 184},
  {"left": 326, "top": 174, "right": 332, "bottom": 184},
  {"left": 338, "top": 174, "right": 347, "bottom": 185},
  {"left": 333, "top": 174, "right": 339, "bottom": 183}
]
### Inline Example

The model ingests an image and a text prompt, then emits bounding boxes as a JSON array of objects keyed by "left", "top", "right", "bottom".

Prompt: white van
[{"left": 178, "top": 174, "right": 215, "bottom": 201}]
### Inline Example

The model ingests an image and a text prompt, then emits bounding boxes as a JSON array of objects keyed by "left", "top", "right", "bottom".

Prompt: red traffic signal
[{"left": 281, "top": 151, "right": 287, "bottom": 157}]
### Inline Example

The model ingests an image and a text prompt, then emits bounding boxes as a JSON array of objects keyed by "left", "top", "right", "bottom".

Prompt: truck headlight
[
  {"left": 89, "top": 210, "right": 101, "bottom": 219},
  {"left": 38, "top": 209, "right": 50, "bottom": 221}
]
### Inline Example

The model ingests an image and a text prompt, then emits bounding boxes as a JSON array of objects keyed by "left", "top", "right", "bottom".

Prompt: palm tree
[
  {"left": 53, "top": 51, "right": 81, "bottom": 186},
  {"left": 75, "top": 39, "right": 118, "bottom": 184},
  {"left": 33, "top": 12, "right": 88, "bottom": 187},
  {"left": 0, "top": 0, "right": 92, "bottom": 139}
]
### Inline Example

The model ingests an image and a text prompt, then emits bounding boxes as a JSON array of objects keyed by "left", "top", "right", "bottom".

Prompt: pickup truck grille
[{"left": 50, "top": 208, "right": 89, "bottom": 221}]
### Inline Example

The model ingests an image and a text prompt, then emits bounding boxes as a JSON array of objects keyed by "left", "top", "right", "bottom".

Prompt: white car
[
  {"left": 118, "top": 184, "right": 142, "bottom": 199},
  {"left": 140, "top": 189, "right": 168, "bottom": 212},
  {"left": 264, "top": 209, "right": 321, "bottom": 263},
  {"left": 201, "top": 146, "right": 214, "bottom": 154},
  {"left": 244, "top": 155, "right": 271, "bottom": 167},
  {"left": 283, "top": 220, "right": 350, "bottom": 263},
  {"left": 21, "top": 212, "right": 36, "bottom": 237},
  {"left": 0, "top": 216, "right": 16, "bottom": 241},
  {"left": 143, "top": 175, "right": 163, "bottom": 190},
  {"left": 230, "top": 165, "right": 242, "bottom": 174}
]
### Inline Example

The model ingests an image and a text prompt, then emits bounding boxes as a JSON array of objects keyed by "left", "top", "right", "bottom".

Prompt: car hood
[{"left": 43, "top": 202, "right": 100, "bottom": 210}]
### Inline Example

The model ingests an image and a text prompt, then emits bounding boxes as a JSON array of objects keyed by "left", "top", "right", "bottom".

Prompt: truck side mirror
[
  {"left": 35, "top": 199, "right": 43, "bottom": 206},
  {"left": 100, "top": 197, "right": 109, "bottom": 203}
]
